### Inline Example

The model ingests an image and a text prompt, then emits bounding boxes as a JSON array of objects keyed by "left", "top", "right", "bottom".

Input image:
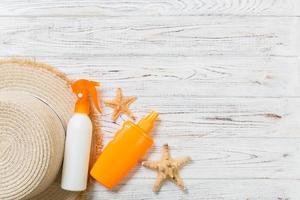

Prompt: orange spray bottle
[
  {"left": 61, "top": 79, "right": 101, "bottom": 191},
  {"left": 90, "top": 111, "right": 159, "bottom": 189}
]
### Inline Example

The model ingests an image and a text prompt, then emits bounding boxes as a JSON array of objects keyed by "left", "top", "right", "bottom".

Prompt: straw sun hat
[{"left": 0, "top": 59, "right": 99, "bottom": 200}]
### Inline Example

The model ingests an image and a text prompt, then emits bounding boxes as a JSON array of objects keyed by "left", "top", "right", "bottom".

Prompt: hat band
[{"left": 0, "top": 90, "right": 66, "bottom": 131}]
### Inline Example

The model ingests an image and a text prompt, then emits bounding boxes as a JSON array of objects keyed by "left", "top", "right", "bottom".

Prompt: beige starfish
[
  {"left": 142, "top": 144, "right": 192, "bottom": 192},
  {"left": 104, "top": 88, "right": 137, "bottom": 122}
]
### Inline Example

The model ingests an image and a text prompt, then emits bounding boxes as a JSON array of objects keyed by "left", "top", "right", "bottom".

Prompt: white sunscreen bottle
[{"left": 61, "top": 79, "right": 101, "bottom": 191}]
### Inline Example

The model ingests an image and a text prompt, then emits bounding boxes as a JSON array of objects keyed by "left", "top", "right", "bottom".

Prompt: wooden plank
[
  {"left": 34, "top": 56, "right": 300, "bottom": 97},
  {"left": 94, "top": 137, "right": 300, "bottom": 179},
  {"left": 86, "top": 179, "right": 299, "bottom": 200},
  {"left": 0, "top": 0, "right": 299, "bottom": 17},
  {"left": 0, "top": 16, "right": 298, "bottom": 57},
  {"left": 1, "top": 56, "right": 296, "bottom": 138},
  {"left": 23, "top": 56, "right": 300, "bottom": 138},
  {"left": 98, "top": 97, "right": 300, "bottom": 138}
]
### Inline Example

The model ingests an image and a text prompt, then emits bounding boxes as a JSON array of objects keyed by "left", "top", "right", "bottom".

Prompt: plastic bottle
[
  {"left": 61, "top": 79, "right": 101, "bottom": 191},
  {"left": 90, "top": 111, "right": 159, "bottom": 189}
]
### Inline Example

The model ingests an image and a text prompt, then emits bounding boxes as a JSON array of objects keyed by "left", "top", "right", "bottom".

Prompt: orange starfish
[
  {"left": 104, "top": 88, "right": 137, "bottom": 122},
  {"left": 142, "top": 144, "right": 191, "bottom": 192}
]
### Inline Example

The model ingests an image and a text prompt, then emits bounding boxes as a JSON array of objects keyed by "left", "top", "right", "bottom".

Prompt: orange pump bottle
[{"left": 90, "top": 111, "right": 159, "bottom": 189}]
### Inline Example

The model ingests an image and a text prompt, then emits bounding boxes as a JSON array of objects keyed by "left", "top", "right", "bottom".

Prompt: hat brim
[{"left": 0, "top": 59, "right": 80, "bottom": 200}]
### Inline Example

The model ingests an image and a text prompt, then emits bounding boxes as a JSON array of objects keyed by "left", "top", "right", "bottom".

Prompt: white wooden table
[{"left": 1, "top": 1, "right": 300, "bottom": 199}]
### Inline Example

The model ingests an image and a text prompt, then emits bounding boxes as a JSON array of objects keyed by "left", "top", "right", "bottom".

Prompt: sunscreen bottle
[
  {"left": 90, "top": 111, "right": 158, "bottom": 189},
  {"left": 61, "top": 79, "right": 101, "bottom": 191}
]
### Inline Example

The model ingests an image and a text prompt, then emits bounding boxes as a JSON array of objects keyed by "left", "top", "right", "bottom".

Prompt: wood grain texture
[
  {"left": 0, "top": 0, "right": 299, "bottom": 199},
  {"left": 0, "top": 16, "right": 298, "bottom": 57},
  {"left": 90, "top": 137, "right": 300, "bottom": 180},
  {"left": 99, "top": 97, "right": 300, "bottom": 138},
  {"left": 30, "top": 57, "right": 300, "bottom": 139},
  {"left": 0, "top": 0, "right": 299, "bottom": 17},
  {"left": 35, "top": 56, "right": 300, "bottom": 97},
  {"left": 86, "top": 180, "right": 300, "bottom": 200}
]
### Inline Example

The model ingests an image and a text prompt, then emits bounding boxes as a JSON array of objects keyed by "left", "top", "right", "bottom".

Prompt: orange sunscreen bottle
[{"left": 90, "top": 111, "right": 159, "bottom": 189}]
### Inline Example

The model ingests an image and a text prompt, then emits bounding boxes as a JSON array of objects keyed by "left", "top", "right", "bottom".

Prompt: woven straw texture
[{"left": 0, "top": 59, "right": 97, "bottom": 200}]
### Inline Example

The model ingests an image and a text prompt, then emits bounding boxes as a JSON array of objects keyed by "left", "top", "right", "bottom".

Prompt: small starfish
[
  {"left": 142, "top": 144, "right": 191, "bottom": 192},
  {"left": 104, "top": 88, "right": 137, "bottom": 122}
]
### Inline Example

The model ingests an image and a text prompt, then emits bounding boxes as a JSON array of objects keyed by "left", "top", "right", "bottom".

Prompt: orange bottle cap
[{"left": 71, "top": 79, "right": 102, "bottom": 114}]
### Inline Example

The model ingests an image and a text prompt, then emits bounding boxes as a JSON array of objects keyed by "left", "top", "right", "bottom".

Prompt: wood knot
[{"left": 264, "top": 113, "right": 282, "bottom": 119}]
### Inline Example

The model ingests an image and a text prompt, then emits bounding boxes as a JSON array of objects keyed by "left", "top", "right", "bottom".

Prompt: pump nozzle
[
  {"left": 137, "top": 111, "right": 159, "bottom": 134},
  {"left": 71, "top": 79, "right": 102, "bottom": 114}
]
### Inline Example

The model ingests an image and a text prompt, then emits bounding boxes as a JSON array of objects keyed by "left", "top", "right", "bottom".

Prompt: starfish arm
[
  {"left": 142, "top": 161, "right": 159, "bottom": 170},
  {"left": 162, "top": 144, "right": 171, "bottom": 160},
  {"left": 124, "top": 108, "right": 136, "bottom": 120},
  {"left": 153, "top": 173, "right": 166, "bottom": 193},
  {"left": 111, "top": 109, "right": 122, "bottom": 122},
  {"left": 175, "top": 156, "right": 192, "bottom": 168},
  {"left": 116, "top": 88, "right": 122, "bottom": 100},
  {"left": 123, "top": 96, "right": 137, "bottom": 105},
  {"left": 173, "top": 172, "right": 186, "bottom": 191},
  {"left": 104, "top": 100, "right": 118, "bottom": 107}
]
